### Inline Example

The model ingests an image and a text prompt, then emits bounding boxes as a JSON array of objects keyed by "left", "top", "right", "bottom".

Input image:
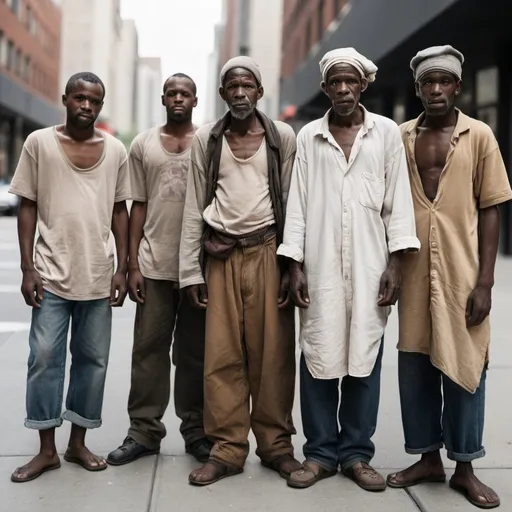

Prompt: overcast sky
[{"left": 121, "top": 0, "right": 223, "bottom": 124}]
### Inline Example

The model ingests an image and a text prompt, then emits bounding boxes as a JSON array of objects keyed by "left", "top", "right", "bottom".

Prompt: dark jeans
[
  {"left": 398, "top": 352, "right": 486, "bottom": 462},
  {"left": 300, "top": 340, "right": 383, "bottom": 471},
  {"left": 127, "top": 279, "right": 206, "bottom": 450}
]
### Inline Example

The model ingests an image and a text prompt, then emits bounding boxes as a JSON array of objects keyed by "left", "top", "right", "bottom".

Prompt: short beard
[{"left": 229, "top": 103, "right": 256, "bottom": 120}]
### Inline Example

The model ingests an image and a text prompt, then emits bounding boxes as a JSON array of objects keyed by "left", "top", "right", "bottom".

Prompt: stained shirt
[
  {"left": 398, "top": 110, "right": 512, "bottom": 393},
  {"left": 277, "top": 107, "right": 420, "bottom": 379}
]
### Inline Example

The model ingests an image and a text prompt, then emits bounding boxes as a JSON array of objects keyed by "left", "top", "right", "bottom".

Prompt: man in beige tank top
[
  {"left": 9, "top": 72, "right": 131, "bottom": 482},
  {"left": 180, "top": 56, "right": 301, "bottom": 486},
  {"left": 107, "top": 74, "right": 211, "bottom": 466}
]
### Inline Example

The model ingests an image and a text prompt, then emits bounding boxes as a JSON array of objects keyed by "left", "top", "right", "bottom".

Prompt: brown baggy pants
[
  {"left": 127, "top": 279, "right": 206, "bottom": 450},
  {"left": 204, "top": 235, "right": 297, "bottom": 468}
]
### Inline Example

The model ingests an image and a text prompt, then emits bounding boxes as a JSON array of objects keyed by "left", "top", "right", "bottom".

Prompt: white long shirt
[{"left": 277, "top": 107, "right": 420, "bottom": 379}]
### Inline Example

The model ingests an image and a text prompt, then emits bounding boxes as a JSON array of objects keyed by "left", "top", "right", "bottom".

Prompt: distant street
[{"left": 0, "top": 215, "right": 511, "bottom": 512}]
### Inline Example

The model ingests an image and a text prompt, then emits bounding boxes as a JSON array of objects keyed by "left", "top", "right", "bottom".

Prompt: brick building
[
  {"left": 279, "top": 0, "right": 512, "bottom": 254},
  {"left": 0, "top": 0, "right": 62, "bottom": 178}
]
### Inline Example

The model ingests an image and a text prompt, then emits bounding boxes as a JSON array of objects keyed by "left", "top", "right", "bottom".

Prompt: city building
[
  {"left": 204, "top": 22, "right": 225, "bottom": 124},
  {"left": 209, "top": 0, "right": 284, "bottom": 120},
  {"left": 0, "top": 0, "right": 62, "bottom": 178},
  {"left": 137, "top": 57, "right": 165, "bottom": 133},
  {"left": 115, "top": 19, "right": 139, "bottom": 140},
  {"left": 279, "top": 0, "right": 512, "bottom": 253},
  {"left": 60, "top": 0, "right": 122, "bottom": 135}
]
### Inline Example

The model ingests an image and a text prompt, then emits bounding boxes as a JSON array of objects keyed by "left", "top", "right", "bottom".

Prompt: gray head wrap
[
  {"left": 410, "top": 45, "right": 464, "bottom": 81},
  {"left": 220, "top": 56, "right": 262, "bottom": 86}
]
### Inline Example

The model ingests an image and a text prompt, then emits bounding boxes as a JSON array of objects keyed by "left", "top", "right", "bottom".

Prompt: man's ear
[
  {"left": 219, "top": 86, "right": 225, "bottom": 101},
  {"left": 61, "top": 94, "right": 67, "bottom": 107},
  {"left": 415, "top": 81, "right": 421, "bottom": 98},
  {"left": 321, "top": 81, "right": 327, "bottom": 96},
  {"left": 360, "top": 78, "right": 368, "bottom": 93},
  {"left": 257, "top": 85, "right": 264, "bottom": 101},
  {"left": 161, "top": 95, "right": 165, "bottom": 107}
]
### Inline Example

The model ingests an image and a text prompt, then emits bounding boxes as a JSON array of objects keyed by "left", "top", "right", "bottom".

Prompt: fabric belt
[{"left": 235, "top": 224, "right": 276, "bottom": 248}]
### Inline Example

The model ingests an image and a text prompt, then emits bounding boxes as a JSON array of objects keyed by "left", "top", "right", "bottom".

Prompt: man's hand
[
  {"left": 186, "top": 284, "right": 208, "bottom": 309},
  {"left": 290, "top": 262, "right": 310, "bottom": 308},
  {"left": 466, "top": 285, "right": 492, "bottom": 327},
  {"left": 278, "top": 270, "right": 291, "bottom": 309},
  {"left": 110, "top": 270, "right": 128, "bottom": 307},
  {"left": 378, "top": 254, "right": 402, "bottom": 307},
  {"left": 128, "top": 268, "right": 146, "bottom": 304},
  {"left": 21, "top": 269, "right": 43, "bottom": 308}
]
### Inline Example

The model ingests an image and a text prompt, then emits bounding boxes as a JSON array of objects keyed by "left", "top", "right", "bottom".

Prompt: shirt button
[{"left": 431, "top": 242, "right": 437, "bottom": 248}]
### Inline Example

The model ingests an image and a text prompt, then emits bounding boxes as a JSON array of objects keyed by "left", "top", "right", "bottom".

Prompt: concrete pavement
[{"left": 0, "top": 215, "right": 511, "bottom": 511}]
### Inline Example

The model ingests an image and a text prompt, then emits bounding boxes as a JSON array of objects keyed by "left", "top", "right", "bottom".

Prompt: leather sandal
[
  {"left": 287, "top": 460, "right": 337, "bottom": 489},
  {"left": 342, "top": 462, "right": 386, "bottom": 492},
  {"left": 188, "top": 460, "right": 243, "bottom": 486},
  {"left": 261, "top": 454, "right": 302, "bottom": 479}
]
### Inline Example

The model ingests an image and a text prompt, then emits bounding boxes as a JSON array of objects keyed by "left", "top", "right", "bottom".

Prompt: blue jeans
[
  {"left": 25, "top": 290, "right": 112, "bottom": 430},
  {"left": 398, "top": 352, "right": 486, "bottom": 462},
  {"left": 300, "top": 340, "right": 383, "bottom": 471}
]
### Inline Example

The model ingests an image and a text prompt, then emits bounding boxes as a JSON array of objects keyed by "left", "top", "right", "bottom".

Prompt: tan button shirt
[{"left": 398, "top": 110, "right": 512, "bottom": 393}]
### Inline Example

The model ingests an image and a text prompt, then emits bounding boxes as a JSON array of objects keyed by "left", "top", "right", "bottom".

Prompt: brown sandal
[
  {"left": 188, "top": 460, "right": 243, "bottom": 486},
  {"left": 261, "top": 454, "right": 302, "bottom": 479},
  {"left": 287, "top": 460, "right": 337, "bottom": 489},
  {"left": 64, "top": 453, "right": 107, "bottom": 472},
  {"left": 11, "top": 460, "right": 61, "bottom": 483},
  {"left": 342, "top": 462, "right": 386, "bottom": 492}
]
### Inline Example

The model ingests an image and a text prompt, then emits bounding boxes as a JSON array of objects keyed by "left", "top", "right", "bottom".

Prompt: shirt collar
[
  {"left": 405, "top": 108, "right": 471, "bottom": 140},
  {"left": 315, "top": 104, "right": 375, "bottom": 139}
]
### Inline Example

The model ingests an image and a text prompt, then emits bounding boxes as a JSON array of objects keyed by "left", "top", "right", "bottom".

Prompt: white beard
[{"left": 230, "top": 103, "right": 256, "bottom": 120}]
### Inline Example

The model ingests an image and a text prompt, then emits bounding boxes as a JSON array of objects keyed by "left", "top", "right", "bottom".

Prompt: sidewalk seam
[
  {"left": 405, "top": 488, "right": 426, "bottom": 511},
  {"left": 146, "top": 454, "right": 160, "bottom": 512}
]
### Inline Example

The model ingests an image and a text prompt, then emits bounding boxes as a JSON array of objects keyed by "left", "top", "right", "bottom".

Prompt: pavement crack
[
  {"left": 405, "top": 488, "right": 426, "bottom": 511},
  {"left": 146, "top": 454, "right": 160, "bottom": 512}
]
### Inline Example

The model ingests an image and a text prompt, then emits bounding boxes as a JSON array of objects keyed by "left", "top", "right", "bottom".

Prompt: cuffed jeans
[
  {"left": 300, "top": 340, "right": 384, "bottom": 471},
  {"left": 398, "top": 352, "right": 486, "bottom": 462},
  {"left": 25, "top": 290, "right": 112, "bottom": 430}
]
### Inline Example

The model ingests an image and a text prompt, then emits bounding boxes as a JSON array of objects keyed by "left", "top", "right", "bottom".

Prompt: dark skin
[
  {"left": 129, "top": 76, "right": 198, "bottom": 304},
  {"left": 13, "top": 79, "right": 130, "bottom": 482},
  {"left": 188, "top": 68, "right": 300, "bottom": 484},
  {"left": 388, "top": 71, "right": 499, "bottom": 508},
  {"left": 290, "top": 64, "right": 403, "bottom": 310},
  {"left": 186, "top": 68, "right": 291, "bottom": 312}
]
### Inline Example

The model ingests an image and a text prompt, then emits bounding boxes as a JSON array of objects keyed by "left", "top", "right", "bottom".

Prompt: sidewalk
[{"left": 0, "top": 217, "right": 511, "bottom": 511}]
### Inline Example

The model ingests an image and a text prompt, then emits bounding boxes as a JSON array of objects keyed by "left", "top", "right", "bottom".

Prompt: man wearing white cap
[
  {"left": 278, "top": 47, "right": 420, "bottom": 491},
  {"left": 387, "top": 45, "right": 511, "bottom": 510},
  {"left": 180, "top": 56, "right": 301, "bottom": 486}
]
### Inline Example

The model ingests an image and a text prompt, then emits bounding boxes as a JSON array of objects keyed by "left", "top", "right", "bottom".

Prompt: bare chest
[
  {"left": 330, "top": 124, "right": 361, "bottom": 160},
  {"left": 58, "top": 136, "right": 104, "bottom": 169},
  {"left": 415, "top": 130, "right": 452, "bottom": 201},
  {"left": 160, "top": 132, "right": 193, "bottom": 154},
  {"left": 225, "top": 132, "right": 265, "bottom": 160}
]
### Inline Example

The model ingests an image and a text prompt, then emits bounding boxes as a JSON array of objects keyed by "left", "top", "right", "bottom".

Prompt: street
[{"left": 0, "top": 215, "right": 511, "bottom": 512}]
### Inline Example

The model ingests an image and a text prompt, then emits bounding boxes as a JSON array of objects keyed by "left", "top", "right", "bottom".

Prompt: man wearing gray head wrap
[
  {"left": 388, "top": 45, "right": 512, "bottom": 510},
  {"left": 277, "top": 48, "right": 420, "bottom": 492},
  {"left": 180, "top": 56, "right": 301, "bottom": 487}
]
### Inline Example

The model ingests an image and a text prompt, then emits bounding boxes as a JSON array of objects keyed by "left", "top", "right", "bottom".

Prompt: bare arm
[
  {"left": 18, "top": 198, "right": 43, "bottom": 307},
  {"left": 127, "top": 201, "right": 147, "bottom": 303},
  {"left": 477, "top": 206, "right": 499, "bottom": 288},
  {"left": 110, "top": 200, "right": 129, "bottom": 306}
]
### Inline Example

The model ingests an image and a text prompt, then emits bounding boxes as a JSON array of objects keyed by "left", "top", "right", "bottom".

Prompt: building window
[
  {"left": 7, "top": 0, "right": 20, "bottom": 17},
  {"left": 24, "top": 56, "right": 31, "bottom": 81},
  {"left": 6, "top": 40, "right": 14, "bottom": 71},
  {"left": 0, "top": 31, "right": 6, "bottom": 67},
  {"left": 26, "top": 6, "right": 36, "bottom": 35},
  {"left": 317, "top": 0, "right": 324, "bottom": 42},
  {"left": 15, "top": 48, "right": 22, "bottom": 76},
  {"left": 305, "top": 19, "right": 311, "bottom": 56}
]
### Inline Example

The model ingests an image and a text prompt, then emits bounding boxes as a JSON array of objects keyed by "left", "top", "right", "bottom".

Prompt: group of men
[{"left": 7, "top": 44, "right": 510, "bottom": 510}]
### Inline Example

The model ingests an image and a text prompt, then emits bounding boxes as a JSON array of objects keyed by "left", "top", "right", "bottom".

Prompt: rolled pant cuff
[
  {"left": 128, "top": 428, "right": 161, "bottom": 451},
  {"left": 305, "top": 456, "right": 337, "bottom": 472},
  {"left": 447, "top": 447, "right": 486, "bottom": 462},
  {"left": 62, "top": 410, "right": 101, "bottom": 429},
  {"left": 210, "top": 455, "right": 245, "bottom": 470},
  {"left": 340, "top": 456, "right": 371, "bottom": 472},
  {"left": 24, "top": 417, "right": 63, "bottom": 430},
  {"left": 405, "top": 442, "right": 444, "bottom": 455}
]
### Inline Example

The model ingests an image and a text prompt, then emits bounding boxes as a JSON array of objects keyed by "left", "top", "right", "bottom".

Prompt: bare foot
[
  {"left": 11, "top": 452, "right": 61, "bottom": 483},
  {"left": 450, "top": 468, "right": 500, "bottom": 509},
  {"left": 189, "top": 460, "right": 242, "bottom": 486},
  {"left": 64, "top": 445, "right": 107, "bottom": 472},
  {"left": 387, "top": 453, "right": 446, "bottom": 488}
]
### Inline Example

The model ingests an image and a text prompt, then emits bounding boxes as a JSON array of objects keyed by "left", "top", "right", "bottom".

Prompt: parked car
[{"left": 0, "top": 179, "right": 19, "bottom": 216}]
